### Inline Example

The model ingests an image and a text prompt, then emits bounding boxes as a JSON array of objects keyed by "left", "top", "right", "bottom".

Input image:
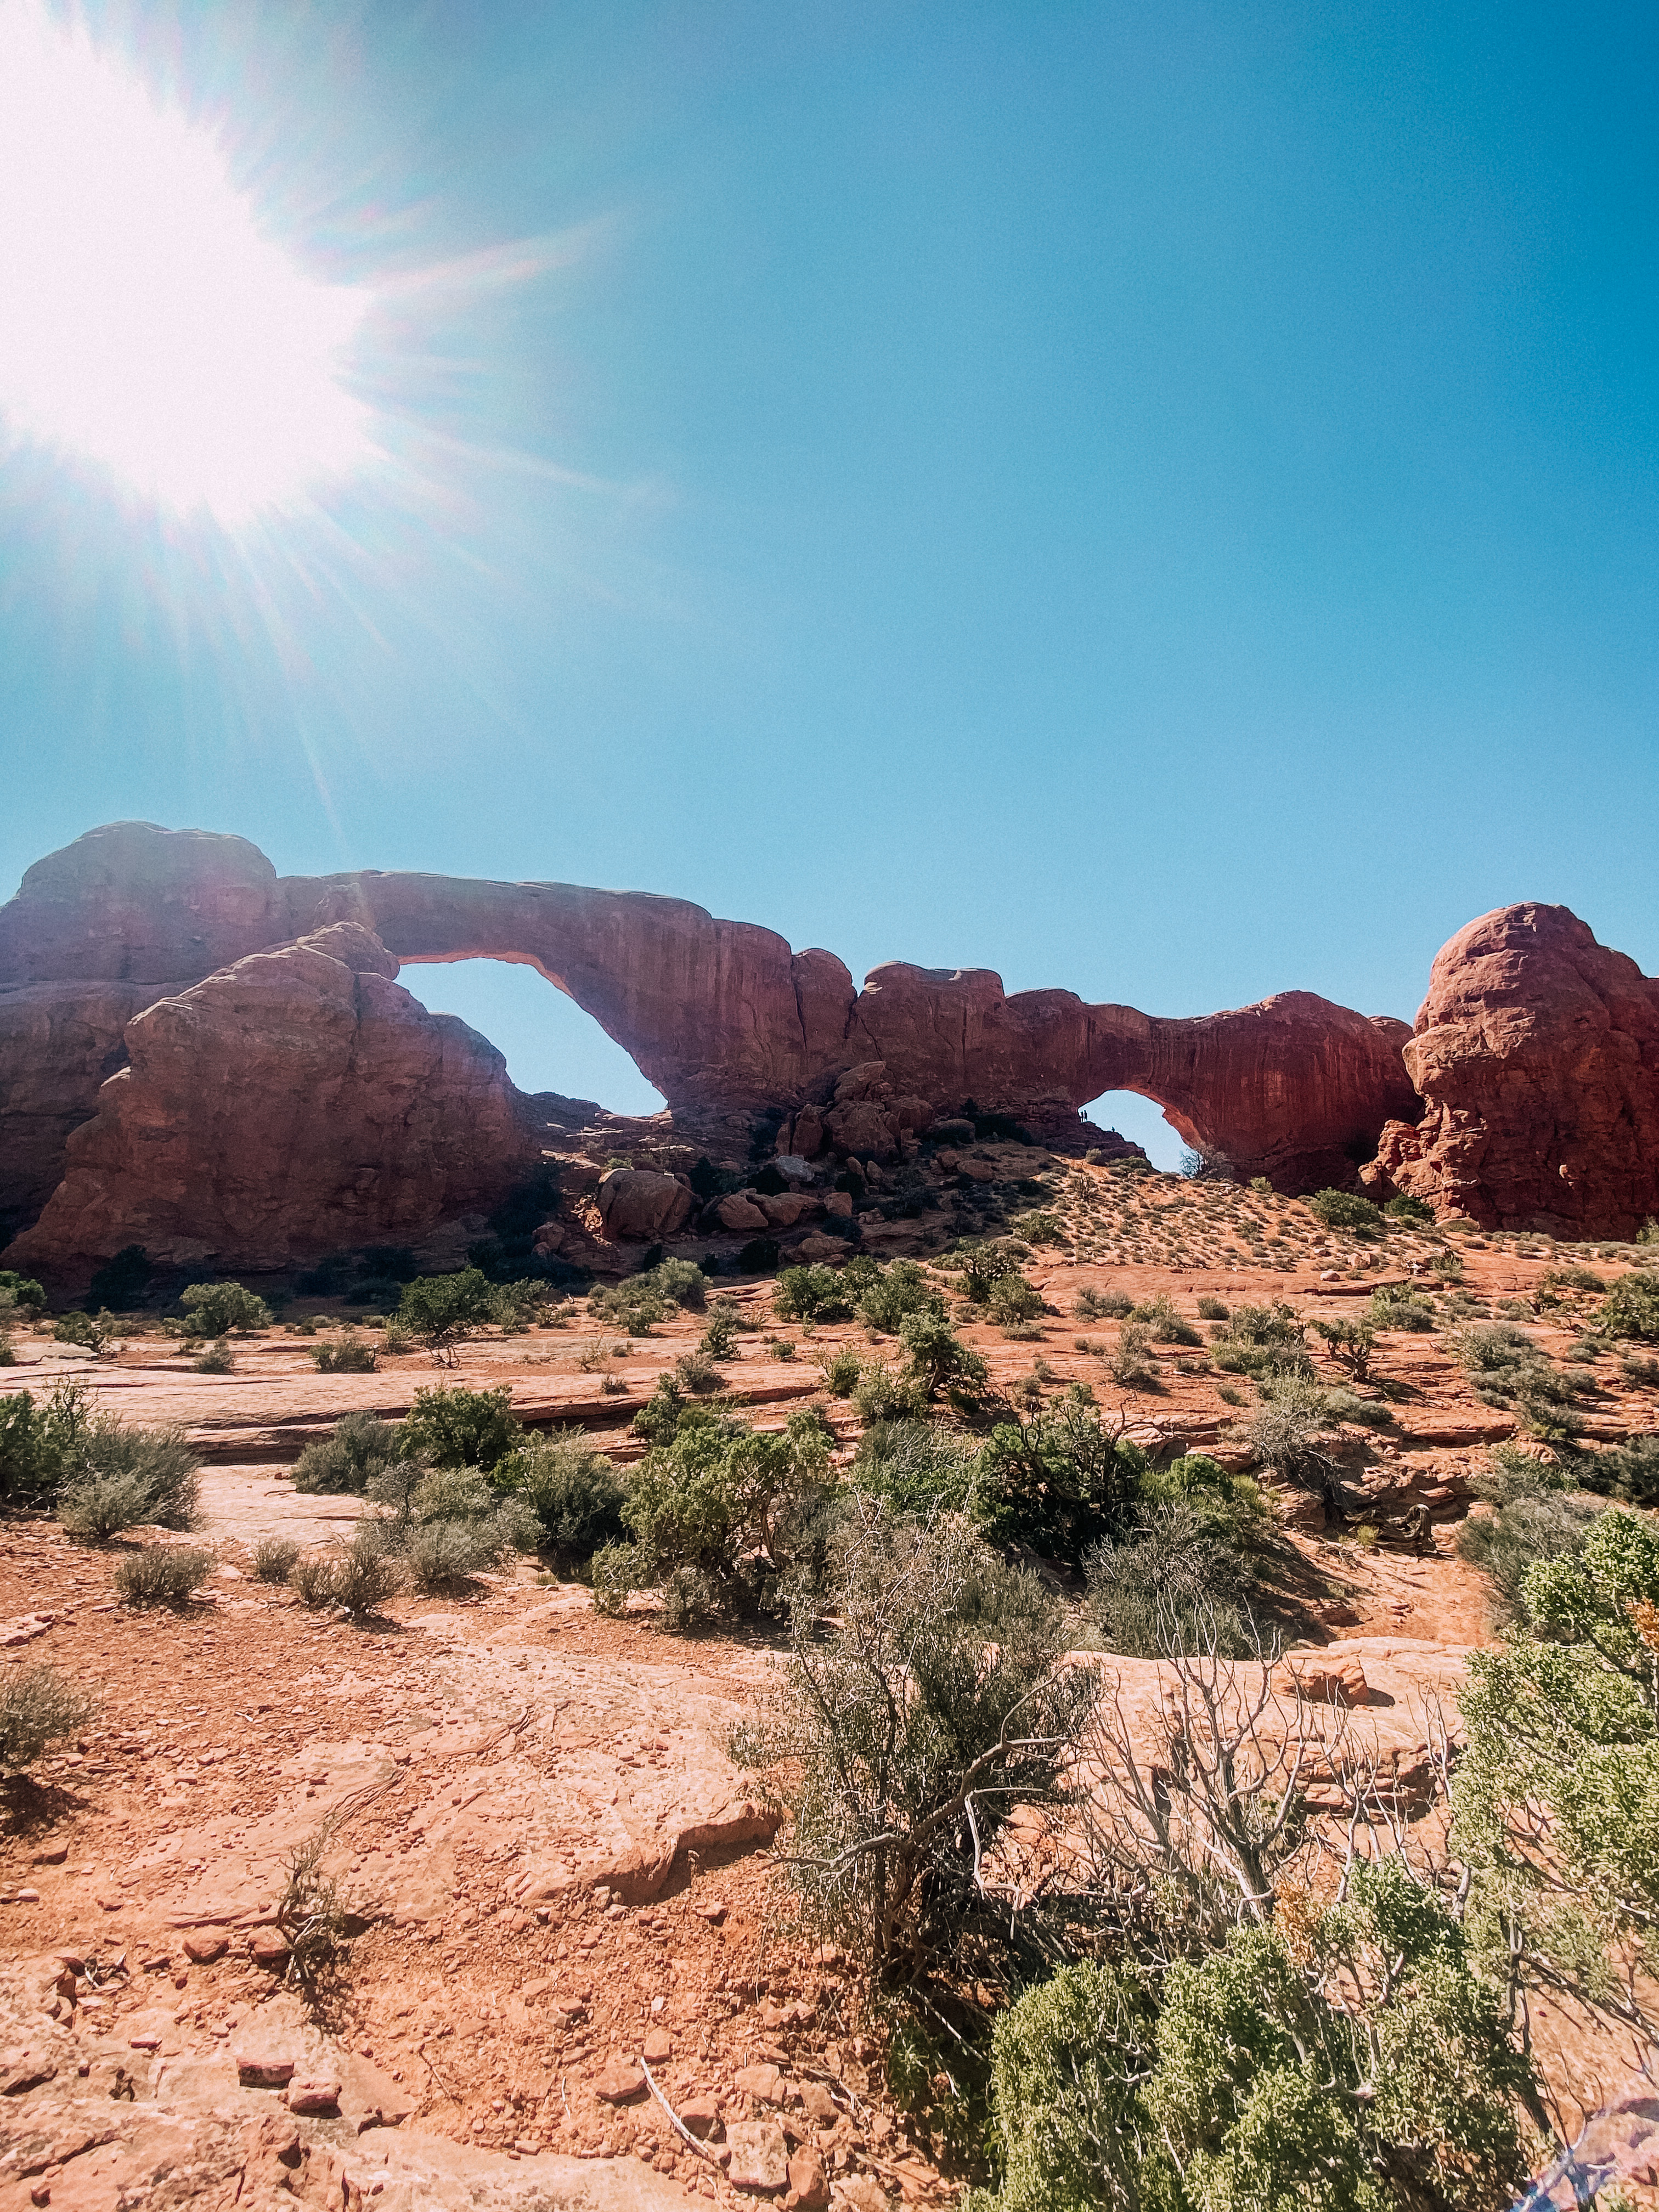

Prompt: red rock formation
[
  {"left": 0, "top": 981, "right": 159, "bottom": 1240},
  {"left": 0, "top": 821, "right": 289, "bottom": 984},
  {"left": 1360, "top": 903, "right": 1659, "bottom": 1235},
  {"left": 6, "top": 923, "right": 540, "bottom": 1282},
  {"left": 0, "top": 825, "right": 1421, "bottom": 1250}
]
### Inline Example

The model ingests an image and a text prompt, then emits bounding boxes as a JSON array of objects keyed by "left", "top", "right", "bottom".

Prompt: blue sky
[{"left": 2, "top": 2, "right": 1655, "bottom": 1164}]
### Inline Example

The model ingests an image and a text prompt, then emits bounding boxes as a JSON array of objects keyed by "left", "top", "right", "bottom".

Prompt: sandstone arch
[{"left": 0, "top": 822, "right": 1419, "bottom": 1255}]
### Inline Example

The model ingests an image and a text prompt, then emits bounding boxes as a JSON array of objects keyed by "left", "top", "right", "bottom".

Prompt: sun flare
[{"left": 0, "top": 2, "right": 375, "bottom": 521}]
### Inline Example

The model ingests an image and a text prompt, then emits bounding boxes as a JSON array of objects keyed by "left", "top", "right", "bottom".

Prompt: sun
[{"left": 0, "top": 2, "right": 375, "bottom": 522}]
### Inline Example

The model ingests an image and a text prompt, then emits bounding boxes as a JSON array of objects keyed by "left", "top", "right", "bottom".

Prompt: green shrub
[
  {"left": 736, "top": 1502, "right": 1092, "bottom": 1975},
  {"left": 774, "top": 1265, "right": 853, "bottom": 1323},
  {"left": 396, "top": 1268, "right": 495, "bottom": 1359},
  {"left": 0, "top": 1381, "right": 92, "bottom": 1508},
  {"left": 645, "top": 1256, "right": 708, "bottom": 1310},
  {"left": 1382, "top": 1193, "right": 1435, "bottom": 1224},
  {"left": 292, "top": 1412, "right": 407, "bottom": 1495},
  {"left": 0, "top": 1664, "right": 94, "bottom": 1770},
  {"left": 1011, "top": 1210, "right": 1063, "bottom": 1245},
  {"left": 487, "top": 1279, "right": 546, "bottom": 1333},
  {"left": 312, "top": 1331, "right": 377, "bottom": 1373},
  {"left": 0, "top": 1271, "right": 46, "bottom": 1314},
  {"left": 955, "top": 1241, "right": 1026, "bottom": 1304},
  {"left": 851, "top": 1363, "right": 928, "bottom": 1424},
  {"left": 500, "top": 1431, "right": 625, "bottom": 1561},
  {"left": 977, "top": 1404, "right": 1149, "bottom": 1564},
  {"left": 56, "top": 1419, "right": 199, "bottom": 1537},
  {"left": 851, "top": 1420, "right": 979, "bottom": 1516},
  {"left": 53, "top": 1310, "right": 111, "bottom": 1350},
  {"left": 1131, "top": 1293, "right": 1201, "bottom": 1346},
  {"left": 112, "top": 1544, "right": 214, "bottom": 1608},
  {"left": 1602, "top": 1269, "right": 1659, "bottom": 1341},
  {"left": 1575, "top": 1432, "right": 1659, "bottom": 1506},
  {"left": 404, "top": 1517, "right": 501, "bottom": 1592},
  {"left": 191, "top": 1339, "right": 234, "bottom": 1373},
  {"left": 699, "top": 1308, "right": 738, "bottom": 1361},
  {"left": 899, "top": 1311, "right": 988, "bottom": 1404},
  {"left": 631, "top": 1375, "right": 689, "bottom": 1447},
  {"left": 1196, "top": 1295, "right": 1229, "bottom": 1321},
  {"left": 816, "top": 1346, "right": 864, "bottom": 1396},
  {"left": 400, "top": 1384, "right": 520, "bottom": 1470},
  {"left": 1368, "top": 1282, "right": 1437, "bottom": 1331},
  {"left": 603, "top": 1404, "right": 832, "bottom": 1623},
  {"left": 252, "top": 1536, "right": 301, "bottom": 1583},
  {"left": 1542, "top": 1265, "right": 1607, "bottom": 1294},
  {"left": 1307, "top": 1188, "right": 1384, "bottom": 1234},
  {"left": 1311, "top": 1317, "right": 1375, "bottom": 1383},
  {"left": 674, "top": 1348, "right": 723, "bottom": 1394},
  {"left": 180, "top": 1281, "right": 270, "bottom": 1336},
  {"left": 291, "top": 1526, "right": 402, "bottom": 1616},
  {"left": 857, "top": 1260, "right": 945, "bottom": 1335},
  {"left": 1232, "top": 1374, "right": 1333, "bottom": 1485},
  {"left": 988, "top": 1273, "right": 1043, "bottom": 1329},
  {"left": 1454, "top": 1506, "right": 1659, "bottom": 2063},
  {"left": 1108, "top": 1319, "right": 1157, "bottom": 1389},
  {"left": 1457, "top": 1483, "right": 1603, "bottom": 1613}
]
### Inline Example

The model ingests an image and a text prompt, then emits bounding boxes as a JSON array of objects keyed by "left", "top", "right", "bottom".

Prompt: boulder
[
  {"left": 1361, "top": 903, "right": 1659, "bottom": 1235},
  {"left": 825, "top": 1100, "right": 898, "bottom": 1160},
  {"left": 754, "top": 1192, "right": 814, "bottom": 1229},
  {"left": 712, "top": 1193, "right": 769, "bottom": 1234},
  {"left": 595, "top": 1168, "right": 693, "bottom": 1241},
  {"left": 4, "top": 923, "right": 540, "bottom": 1283}
]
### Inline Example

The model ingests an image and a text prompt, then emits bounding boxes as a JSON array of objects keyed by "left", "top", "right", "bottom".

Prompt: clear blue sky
[{"left": 2, "top": 3, "right": 1655, "bottom": 1164}]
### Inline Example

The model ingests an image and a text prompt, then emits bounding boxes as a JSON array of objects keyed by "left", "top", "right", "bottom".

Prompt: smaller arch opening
[
  {"left": 401, "top": 959, "right": 667, "bottom": 1116},
  {"left": 1082, "top": 1091, "right": 1187, "bottom": 1173}
]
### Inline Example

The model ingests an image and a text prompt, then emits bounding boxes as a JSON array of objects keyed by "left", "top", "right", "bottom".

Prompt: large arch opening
[
  {"left": 1082, "top": 1090, "right": 1187, "bottom": 1173},
  {"left": 399, "top": 958, "right": 668, "bottom": 1116}
]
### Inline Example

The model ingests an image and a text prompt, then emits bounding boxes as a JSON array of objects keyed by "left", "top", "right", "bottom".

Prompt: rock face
[
  {"left": 5, "top": 922, "right": 540, "bottom": 1279},
  {"left": 0, "top": 980, "right": 160, "bottom": 1242},
  {"left": 9, "top": 822, "right": 1416, "bottom": 1167},
  {"left": 0, "top": 822, "right": 1433, "bottom": 1265},
  {"left": 1359, "top": 904, "right": 1659, "bottom": 1235}
]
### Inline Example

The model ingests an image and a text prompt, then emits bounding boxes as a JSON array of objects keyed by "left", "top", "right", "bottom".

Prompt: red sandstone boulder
[
  {"left": 4, "top": 922, "right": 540, "bottom": 1283},
  {"left": 595, "top": 1167, "right": 693, "bottom": 1241},
  {"left": 1361, "top": 904, "right": 1659, "bottom": 1235}
]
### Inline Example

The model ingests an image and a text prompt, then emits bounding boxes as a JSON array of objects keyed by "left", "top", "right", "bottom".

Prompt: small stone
[
  {"left": 15, "top": 1888, "right": 40, "bottom": 1904},
  {"left": 595, "top": 2058, "right": 645, "bottom": 2104},
  {"left": 285, "top": 2075, "right": 342, "bottom": 2114},
  {"left": 726, "top": 2119, "right": 789, "bottom": 2193},
  {"left": 246, "top": 1928, "right": 290, "bottom": 1969},
  {"left": 696, "top": 1902, "right": 727, "bottom": 1925},
  {"left": 183, "top": 1932, "right": 228, "bottom": 1963},
  {"left": 678, "top": 2096, "right": 721, "bottom": 2140},
  {"left": 642, "top": 2028, "right": 673, "bottom": 2063},
  {"left": 834, "top": 2179, "right": 890, "bottom": 2212},
  {"left": 128, "top": 2034, "right": 161, "bottom": 2052},
  {"left": 735, "top": 2063, "right": 782, "bottom": 2104},
  {"left": 236, "top": 2051, "right": 297, "bottom": 2087},
  {"left": 789, "top": 2149, "right": 831, "bottom": 2210},
  {"left": 800, "top": 2083, "right": 838, "bottom": 2123},
  {"left": 31, "top": 1846, "right": 67, "bottom": 1866}
]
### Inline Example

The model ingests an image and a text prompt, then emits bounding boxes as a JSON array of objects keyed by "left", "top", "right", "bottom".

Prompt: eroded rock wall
[{"left": 5, "top": 923, "right": 539, "bottom": 1279}]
